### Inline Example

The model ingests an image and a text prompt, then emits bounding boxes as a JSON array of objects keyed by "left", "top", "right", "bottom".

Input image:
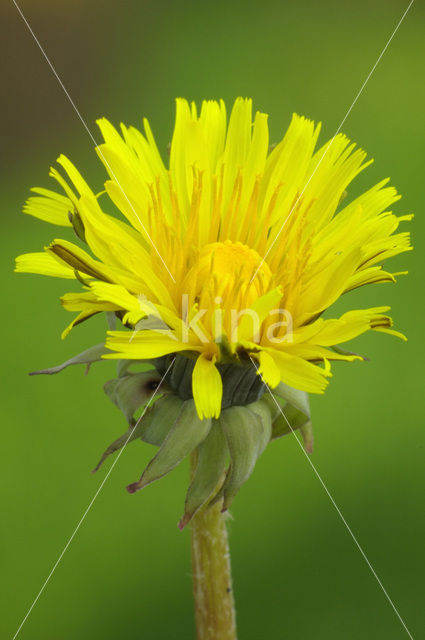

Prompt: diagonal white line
[
  {"left": 250, "top": 358, "right": 414, "bottom": 639},
  {"left": 250, "top": 0, "right": 415, "bottom": 284},
  {"left": 12, "top": 0, "right": 176, "bottom": 283},
  {"left": 10, "top": 358, "right": 175, "bottom": 640}
]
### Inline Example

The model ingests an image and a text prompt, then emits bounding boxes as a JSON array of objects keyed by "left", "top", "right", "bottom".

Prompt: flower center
[
  {"left": 201, "top": 240, "right": 263, "bottom": 276},
  {"left": 189, "top": 240, "right": 272, "bottom": 306}
]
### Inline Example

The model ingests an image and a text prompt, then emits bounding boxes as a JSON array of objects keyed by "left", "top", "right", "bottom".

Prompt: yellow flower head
[{"left": 16, "top": 98, "right": 412, "bottom": 421}]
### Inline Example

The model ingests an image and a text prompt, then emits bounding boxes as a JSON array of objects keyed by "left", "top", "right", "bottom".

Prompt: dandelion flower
[
  {"left": 16, "top": 98, "right": 412, "bottom": 638},
  {"left": 16, "top": 99, "right": 411, "bottom": 398},
  {"left": 16, "top": 98, "right": 411, "bottom": 516}
]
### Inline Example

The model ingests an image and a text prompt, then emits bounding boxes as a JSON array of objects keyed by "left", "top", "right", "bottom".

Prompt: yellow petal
[
  {"left": 297, "top": 248, "right": 362, "bottom": 322},
  {"left": 61, "top": 309, "right": 99, "bottom": 339},
  {"left": 169, "top": 98, "right": 193, "bottom": 222},
  {"left": 301, "top": 135, "right": 371, "bottom": 230},
  {"left": 77, "top": 196, "right": 175, "bottom": 308},
  {"left": 263, "top": 348, "right": 330, "bottom": 394},
  {"left": 261, "top": 113, "right": 320, "bottom": 227},
  {"left": 47, "top": 239, "right": 114, "bottom": 281},
  {"left": 192, "top": 353, "right": 223, "bottom": 419},
  {"left": 345, "top": 266, "right": 396, "bottom": 292},
  {"left": 373, "top": 326, "right": 407, "bottom": 341},
  {"left": 23, "top": 188, "right": 73, "bottom": 226},
  {"left": 88, "top": 281, "right": 141, "bottom": 312},
  {"left": 306, "top": 307, "right": 392, "bottom": 346},
  {"left": 89, "top": 281, "right": 183, "bottom": 333},
  {"left": 283, "top": 344, "right": 362, "bottom": 362},
  {"left": 199, "top": 99, "right": 227, "bottom": 172},
  {"left": 237, "top": 287, "right": 282, "bottom": 342},
  {"left": 255, "top": 350, "right": 281, "bottom": 388},
  {"left": 61, "top": 291, "right": 119, "bottom": 312},
  {"left": 104, "top": 330, "right": 200, "bottom": 359},
  {"left": 56, "top": 155, "right": 94, "bottom": 198},
  {"left": 95, "top": 144, "right": 152, "bottom": 233},
  {"left": 15, "top": 252, "right": 76, "bottom": 279}
]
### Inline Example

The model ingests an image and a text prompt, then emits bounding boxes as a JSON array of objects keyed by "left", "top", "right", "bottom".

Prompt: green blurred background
[{"left": 1, "top": 1, "right": 424, "bottom": 638}]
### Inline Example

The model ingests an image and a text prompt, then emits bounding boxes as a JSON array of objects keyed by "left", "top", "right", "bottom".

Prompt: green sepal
[
  {"left": 126, "top": 400, "right": 212, "bottom": 494},
  {"left": 92, "top": 394, "right": 183, "bottom": 472},
  {"left": 271, "top": 402, "right": 309, "bottom": 439},
  {"left": 247, "top": 399, "right": 273, "bottom": 456},
  {"left": 257, "top": 393, "right": 281, "bottom": 421},
  {"left": 179, "top": 422, "right": 228, "bottom": 529},
  {"left": 116, "top": 359, "right": 154, "bottom": 378},
  {"left": 331, "top": 344, "right": 367, "bottom": 360},
  {"left": 137, "top": 394, "right": 184, "bottom": 446},
  {"left": 29, "top": 343, "right": 108, "bottom": 376},
  {"left": 92, "top": 420, "right": 146, "bottom": 472},
  {"left": 155, "top": 354, "right": 266, "bottom": 407},
  {"left": 300, "top": 421, "right": 314, "bottom": 454},
  {"left": 215, "top": 402, "right": 272, "bottom": 511},
  {"left": 273, "top": 382, "right": 310, "bottom": 418},
  {"left": 168, "top": 354, "right": 196, "bottom": 399},
  {"left": 220, "top": 364, "right": 265, "bottom": 409},
  {"left": 266, "top": 384, "right": 313, "bottom": 452},
  {"left": 104, "top": 370, "right": 163, "bottom": 424},
  {"left": 106, "top": 312, "right": 116, "bottom": 330}
]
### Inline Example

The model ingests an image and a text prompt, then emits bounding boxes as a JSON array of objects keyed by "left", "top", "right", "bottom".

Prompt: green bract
[{"left": 33, "top": 341, "right": 313, "bottom": 527}]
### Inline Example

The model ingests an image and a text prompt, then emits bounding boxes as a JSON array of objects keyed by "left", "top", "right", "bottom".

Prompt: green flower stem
[{"left": 190, "top": 454, "right": 237, "bottom": 640}]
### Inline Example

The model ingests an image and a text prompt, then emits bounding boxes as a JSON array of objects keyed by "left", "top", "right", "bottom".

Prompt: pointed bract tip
[
  {"left": 177, "top": 513, "right": 191, "bottom": 530},
  {"left": 300, "top": 422, "right": 314, "bottom": 455},
  {"left": 92, "top": 454, "right": 108, "bottom": 473},
  {"left": 126, "top": 481, "right": 143, "bottom": 494}
]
